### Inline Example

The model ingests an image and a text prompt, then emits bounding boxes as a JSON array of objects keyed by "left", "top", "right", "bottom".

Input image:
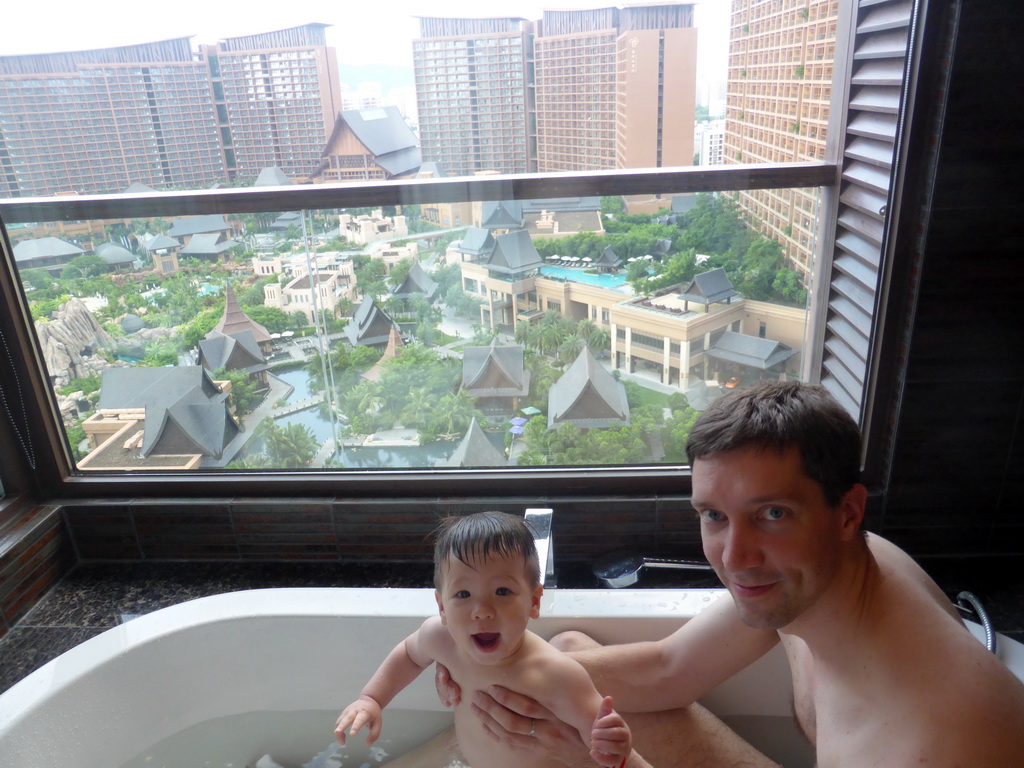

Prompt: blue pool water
[
  {"left": 274, "top": 366, "right": 317, "bottom": 403},
  {"left": 540, "top": 265, "right": 629, "bottom": 290}
]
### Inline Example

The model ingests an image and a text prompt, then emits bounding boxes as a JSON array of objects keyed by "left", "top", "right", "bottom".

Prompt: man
[{"left": 435, "top": 381, "right": 1024, "bottom": 768}]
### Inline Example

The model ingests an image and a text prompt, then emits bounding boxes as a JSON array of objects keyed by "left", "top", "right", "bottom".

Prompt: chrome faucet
[{"left": 525, "top": 508, "right": 555, "bottom": 587}]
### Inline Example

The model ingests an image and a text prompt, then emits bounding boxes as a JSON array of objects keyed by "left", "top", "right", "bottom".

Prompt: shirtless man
[{"left": 438, "top": 381, "right": 1024, "bottom": 768}]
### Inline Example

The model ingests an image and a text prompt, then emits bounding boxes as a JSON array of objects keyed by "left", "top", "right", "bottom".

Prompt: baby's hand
[
  {"left": 590, "top": 695, "right": 631, "bottom": 768},
  {"left": 334, "top": 696, "right": 383, "bottom": 746}
]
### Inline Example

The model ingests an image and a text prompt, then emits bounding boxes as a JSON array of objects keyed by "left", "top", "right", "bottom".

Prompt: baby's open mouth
[{"left": 472, "top": 633, "right": 500, "bottom": 651}]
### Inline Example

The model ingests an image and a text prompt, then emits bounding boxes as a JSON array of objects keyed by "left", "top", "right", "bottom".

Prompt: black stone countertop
[{"left": 2, "top": 557, "right": 1022, "bottom": 696}]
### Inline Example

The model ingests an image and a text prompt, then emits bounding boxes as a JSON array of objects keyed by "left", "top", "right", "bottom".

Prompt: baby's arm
[
  {"left": 538, "top": 649, "right": 632, "bottom": 768},
  {"left": 335, "top": 616, "right": 441, "bottom": 746}
]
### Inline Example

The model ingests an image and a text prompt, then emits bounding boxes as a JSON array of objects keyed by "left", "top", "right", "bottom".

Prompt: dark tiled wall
[
  {"left": 879, "top": 0, "right": 1024, "bottom": 556},
  {"left": 0, "top": 506, "right": 75, "bottom": 641},
  {"left": 59, "top": 495, "right": 707, "bottom": 565}
]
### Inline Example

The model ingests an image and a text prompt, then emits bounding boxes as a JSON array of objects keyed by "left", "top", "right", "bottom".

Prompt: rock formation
[{"left": 35, "top": 298, "right": 117, "bottom": 388}]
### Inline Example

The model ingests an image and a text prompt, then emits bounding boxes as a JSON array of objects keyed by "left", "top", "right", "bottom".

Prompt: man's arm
[{"left": 571, "top": 594, "right": 780, "bottom": 712}]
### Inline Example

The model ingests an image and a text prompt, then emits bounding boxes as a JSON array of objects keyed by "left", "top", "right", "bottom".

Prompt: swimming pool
[{"left": 540, "top": 265, "right": 630, "bottom": 290}]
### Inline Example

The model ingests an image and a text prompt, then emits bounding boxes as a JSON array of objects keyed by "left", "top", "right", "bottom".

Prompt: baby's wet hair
[{"left": 432, "top": 511, "right": 540, "bottom": 590}]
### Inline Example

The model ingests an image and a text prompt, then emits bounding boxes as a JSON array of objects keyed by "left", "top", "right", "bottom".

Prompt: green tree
[
  {"left": 61, "top": 254, "right": 108, "bottom": 280},
  {"left": 262, "top": 421, "right": 319, "bottom": 468}
]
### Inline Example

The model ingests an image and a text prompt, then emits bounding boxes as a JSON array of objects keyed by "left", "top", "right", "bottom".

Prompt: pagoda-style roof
[
  {"left": 144, "top": 234, "right": 180, "bottom": 251},
  {"left": 461, "top": 342, "right": 530, "bottom": 397},
  {"left": 198, "top": 329, "right": 268, "bottom": 376},
  {"left": 254, "top": 167, "right": 292, "bottom": 186},
  {"left": 391, "top": 262, "right": 439, "bottom": 301},
  {"left": 344, "top": 296, "right": 400, "bottom": 348},
  {"left": 678, "top": 267, "right": 738, "bottom": 308},
  {"left": 548, "top": 346, "right": 629, "bottom": 429},
  {"left": 168, "top": 214, "right": 231, "bottom": 238},
  {"left": 485, "top": 229, "right": 543, "bottom": 277},
  {"left": 480, "top": 200, "right": 524, "bottom": 230},
  {"left": 435, "top": 417, "right": 508, "bottom": 468},
  {"left": 94, "top": 242, "right": 136, "bottom": 267},
  {"left": 593, "top": 245, "right": 622, "bottom": 270},
  {"left": 12, "top": 237, "right": 84, "bottom": 263},
  {"left": 705, "top": 331, "right": 798, "bottom": 371},
  {"left": 179, "top": 233, "right": 240, "bottom": 256},
  {"left": 97, "top": 367, "right": 239, "bottom": 459},
  {"left": 362, "top": 327, "right": 405, "bottom": 382},
  {"left": 454, "top": 227, "right": 496, "bottom": 259},
  {"left": 212, "top": 285, "right": 272, "bottom": 345}
]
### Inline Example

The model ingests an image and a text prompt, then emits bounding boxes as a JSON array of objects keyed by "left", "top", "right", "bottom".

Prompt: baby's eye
[
  {"left": 763, "top": 507, "right": 787, "bottom": 521},
  {"left": 495, "top": 587, "right": 512, "bottom": 596},
  {"left": 454, "top": 590, "right": 470, "bottom": 599}
]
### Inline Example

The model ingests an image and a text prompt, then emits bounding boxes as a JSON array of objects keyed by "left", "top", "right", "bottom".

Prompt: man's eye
[
  {"left": 699, "top": 509, "right": 724, "bottom": 523},
  {"left": 763, "top": 507, "right": 786, "bottom": 521}
]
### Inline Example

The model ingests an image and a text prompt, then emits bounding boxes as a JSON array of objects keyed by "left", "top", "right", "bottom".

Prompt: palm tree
[
  {"left": 558, "top": 334, "right": 586, "bottom": 365},
  {"left": 264, "top": 422, "right": 319, "bottom": 468}
]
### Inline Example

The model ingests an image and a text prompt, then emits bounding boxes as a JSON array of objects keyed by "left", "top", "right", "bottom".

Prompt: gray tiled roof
[
  {"left": 461, "top": 343, "right": 530, "bottom": 397},
  {"left": 199, "top": 329, "right": 265, "bottom": 374},
  {"left": 547, "top": 346, "right": 629, "bottom": 429},
  {"left": 144, "top": 234, "right": 180, "bottom": 251},
  {"left": 435, "top": 417, "right": 508, "bottom": 468},
  {"left": 345, "top": 296, "right": 399, "bottom": 347},
  {"left": 705, "top": 331, "right": 798, "bottom": 371},
  {"left": 339, "top": 106, "right": 421, "bottom": 176},
  {"left": 97, "top": 366, "right": 239, "bottom": 459},
  {"left": 12, "top": 237, "right": 84, "bottom": 262},
  {"left": 391, "top": 262, "right": 439, "bottom": 300},
  {"left": 678, "top": 267, "right": 737, "bottom": 305},
  {"left": 168, "top": 214, "right": 230, "bottom": 238},
  {"left": 481, "top": 200, "right": 524, "bottom": 229},
  {"left": 455, "top": 228, "right": 496, "bottom": 257},
  {"left": 486, "top": 229, "right": 543, "bottom": 276},
  {"left": 179, "top": 233, "right": 240, "bottom": 255},
  {"left": 95, "top": 242, "right": 136, "bottom": 266},
  {"left": 594, "top": 245, "right": 621, "bottom": 268},
  {"left": 254, "top": 167, "right": 293, "bottom": 186}
]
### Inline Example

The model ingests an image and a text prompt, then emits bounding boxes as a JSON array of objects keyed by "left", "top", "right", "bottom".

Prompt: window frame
[{"left": 0, "top": 163, "right": 835, "bottom": 501}]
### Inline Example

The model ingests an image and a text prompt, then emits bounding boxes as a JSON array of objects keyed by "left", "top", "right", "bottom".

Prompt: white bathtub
[{"left": 0, "top": 587, "right": 1021, "bottom": 768}]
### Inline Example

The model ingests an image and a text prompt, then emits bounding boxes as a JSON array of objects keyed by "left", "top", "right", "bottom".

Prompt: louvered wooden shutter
[{"left": 819, "top": 0, "right": 916, "bottom": 418}]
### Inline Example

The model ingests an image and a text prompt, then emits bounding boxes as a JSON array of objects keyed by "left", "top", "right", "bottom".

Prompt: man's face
[
  {"left": 691, "top": 445, "right": 861, "bottom": 631},
  {"left": 435, "top": 551, "right": 542, "bottom": 665}
]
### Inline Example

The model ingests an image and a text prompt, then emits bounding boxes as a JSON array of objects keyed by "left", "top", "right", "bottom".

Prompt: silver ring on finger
[{"left": 528, "top": 719, "right": 536, "bottom": 738}]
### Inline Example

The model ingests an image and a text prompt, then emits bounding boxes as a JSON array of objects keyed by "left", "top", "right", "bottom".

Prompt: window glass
[{"left": 1, "top": 1, "right": 835, "bottom": 476}]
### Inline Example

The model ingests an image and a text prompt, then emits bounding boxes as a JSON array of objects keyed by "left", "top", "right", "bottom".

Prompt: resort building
[
  {"left": 458, "top": 224, "right": 807, "bottom": 391},
  {"left": 317, "top": 106, "right": 422, "bottom": 183},
  {"left": 12, "top": 238, "right": 84, "bottom": 275},
  {"left": 435, "top": 417, "right": 508, "bottom": 468},
  {"left": 533, "top": 4, "right": 697, "bottom": 173},
  {"left": 412, "top": 16, "right": 533, "bottom": 176},
  {"left": 0, "top": 25, "right": 342, "bottom": 196},
  {"left": 548, "top": 345, "right": 630, "bottom": 429},
  {"left": 80, "top": 366, "right": 241, "bottom": 470},
  {"left": 412, "top": 5, "right": 697, "bottom": 178},
  {"left": 344, "top": 296, "right": 402, "bottom": 349},
  {"left": 339, "top": 210, "right": 409, "bottom": 246},
  {"left": 460, "top": 342, "right": 531, "bottom": 418},
  {"left": 723, "top": 0, "right": 839, "bottom": 278}
]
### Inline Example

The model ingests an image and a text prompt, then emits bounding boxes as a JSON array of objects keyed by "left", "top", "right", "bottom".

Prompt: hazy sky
[{"left": 5, "top": 0, "right": 729, "bottom": 81}]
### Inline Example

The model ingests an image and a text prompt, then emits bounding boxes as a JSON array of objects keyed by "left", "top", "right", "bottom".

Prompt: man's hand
[
  {"left": 435, "top": 662, "right": 461, "bottom": 707},
  {"left": 471, "top": 685, "right": 593, "bottom": 766}
]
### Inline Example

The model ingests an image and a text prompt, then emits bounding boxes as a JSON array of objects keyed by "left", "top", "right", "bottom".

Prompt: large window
[{"left": 0, "top": 0, "right": 918, "bottom": 498}]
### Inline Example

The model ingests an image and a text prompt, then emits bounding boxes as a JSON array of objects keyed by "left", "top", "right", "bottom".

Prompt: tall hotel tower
[
  {"left": 412, "top": 4, "right": 697, "bottom": 177},
  {"left": 723, "top": 0, "right": 839, "bottom": 279},
  {"left": 0, "top": 24, "right": 342, "bottom": 197},
  {"left": 412, "top": 16, "right": 533, "bottom": 177},
  {"left": 534, "top": 4, "right": 696, "bottom": 173}
]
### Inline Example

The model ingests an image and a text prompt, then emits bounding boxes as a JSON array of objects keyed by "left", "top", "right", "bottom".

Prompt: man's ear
[
  {"left": 530, "top": 583, "right": 543, "bottom": 619},
  {"left": 435, "top": 590, "right": 447, "bottom": 625},
  {"left": 838, "top": 483, "right": 867, "bottom": 541}
]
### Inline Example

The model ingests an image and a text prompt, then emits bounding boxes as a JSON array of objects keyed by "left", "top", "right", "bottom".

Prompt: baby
[{"left": 335, "top": 511, "right": 631, "bottom": 768}]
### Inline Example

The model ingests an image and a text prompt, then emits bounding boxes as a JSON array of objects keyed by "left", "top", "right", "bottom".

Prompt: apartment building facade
[
  {"left": 723, "top": 0, "right": 839, "bottom": 278},
  {"left": 0, "top": 24, "right": 342, "bottom": 197},
  {"left": 413, "top": 4, "right": 697, "bottom": 177},
  {"left": 412, "top": 16, "right": 533, "bottom": 177}
]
